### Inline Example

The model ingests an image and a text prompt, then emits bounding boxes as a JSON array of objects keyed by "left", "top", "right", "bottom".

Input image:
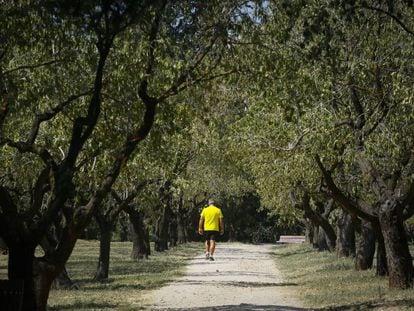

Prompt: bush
[{"left": 250, "top": 224, "right": 278, "bottom": 244}]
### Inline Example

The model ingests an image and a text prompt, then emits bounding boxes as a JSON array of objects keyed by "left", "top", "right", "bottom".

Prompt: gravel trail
[{"left": 141, "top": 242, "right": 305, "bottom": 310}]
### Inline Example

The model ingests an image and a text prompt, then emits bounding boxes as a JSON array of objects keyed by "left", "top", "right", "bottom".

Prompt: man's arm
[
  {"left": 219, "top": 218, "right": 224, "bottom": 235},
  {"left": 198, "top": 216, "right": 204, "bottom": 235}
]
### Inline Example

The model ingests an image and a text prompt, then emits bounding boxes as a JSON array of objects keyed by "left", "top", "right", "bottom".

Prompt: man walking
[{"left": 198, "top": 199, "right": 224, "bottom": 261}]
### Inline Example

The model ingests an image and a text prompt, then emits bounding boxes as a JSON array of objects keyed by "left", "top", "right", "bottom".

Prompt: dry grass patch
[
  {"left": 272, "top": 243, "right": 414, "bottom": 310},
  {"left": 49, "top": 240, "right": 201, "bottom": 310}
]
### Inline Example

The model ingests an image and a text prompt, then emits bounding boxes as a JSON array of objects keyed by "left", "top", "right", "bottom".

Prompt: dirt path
[{"left": 141, "top": 243, "right": 305, "bottom": 310}]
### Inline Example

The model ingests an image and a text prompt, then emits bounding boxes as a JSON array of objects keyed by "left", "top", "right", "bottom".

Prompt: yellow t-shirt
[{"left": 201, "top": 205, "right": 223, "bottom": 231}]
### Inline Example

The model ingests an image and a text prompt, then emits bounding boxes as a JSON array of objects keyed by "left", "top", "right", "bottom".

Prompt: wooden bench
[{"left": 277, "top": 235, "right": 306, "bottom": 244}]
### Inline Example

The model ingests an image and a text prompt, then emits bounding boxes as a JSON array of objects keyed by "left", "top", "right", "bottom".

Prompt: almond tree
[
  {"left": 224, "top": 0, "right": 414, "bottom": 289},
  {"left": 0, "top": 1, "right": 258, "bottom": 309}
]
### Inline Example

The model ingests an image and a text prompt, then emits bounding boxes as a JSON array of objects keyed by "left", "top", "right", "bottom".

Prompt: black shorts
[{"left": 204, "top": 230, "right": 219, "bottom": 241}]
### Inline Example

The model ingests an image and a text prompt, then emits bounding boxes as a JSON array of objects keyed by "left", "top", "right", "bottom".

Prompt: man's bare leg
[
  {"left": 205, "top": 240, "right": 210, "bottom": 253},
  {"left": 209, "top": 240, "right": 216, "bottom": 257},
  {"left": 204, "top": 240, "right": 210, "bottom": 259}
]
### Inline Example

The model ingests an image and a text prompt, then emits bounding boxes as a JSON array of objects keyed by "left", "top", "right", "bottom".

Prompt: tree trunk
[
  {"left": 304, "top": 218, "right": 313, "bottom": 243},
  {"left": 119, "top": 212, "right": 130, "bottom": 242},
  {"left": 299, "top": 200, "right": 336, "bottom": 251},
  {"left": 177, "top": 209, "right": 189, "bottom": 244},
  {"left": 307, "top": 221, "right": 334, "bottom": 251},
  {"left": 376, "top": 233, "right": 388, "bottom": 277},
  {"left": 40, "top": 231, "right": 77, "bottom": 290},
  {"left": 94, "top": 222, "right": 112, "bottom": 281},
  {"left": 169, "top": 216, "right": 178, "bottom": 247},
  {"left": 52, "top": 266, "right": 78, "bottom": 289},
  {"left": 0, "top": 237, "right": 8, "bottom": 254},
  {"left": 379, "top": 200, "right": 414, "bottom": 288},
  {"left": 33, "top": 220, "right": 80, "bottom": 311},
  {"left": 227, "top": 224, "right": 236, "bottom": 242},
  {"left": 33, "top": 258, "right": 58, "bottom": 311},
  {"left": 316, "top": 226, "right": 329, "bottom": 251},
  {"left": 8, "top": 245, "right": 37, "bottom": 311},
  {"left": 8, "top": 247, "right": 67, "bottom": 311},
  {"left": 355, "top": 220, "right": 376, "bottom": 270},
  {"left": 155, "top": 205, "right": 172, "bottom": 252},
  {"left": 176, "top": 198, "right": 188, "bottom": 244},
  {"left": 311, "top": 224, "right": 319, "bottom": 248},
  {"left": 129, "top": 211, "right": 150, "bottom": 260},
  {"left": 336, "top": 210, "right": 356, "bottom": 258},
  {"left": 177, "top": 220, "right": 187, "bottom": 244},
  {"left": 145, "top": 227, "right": 151, "bottom": 256}
]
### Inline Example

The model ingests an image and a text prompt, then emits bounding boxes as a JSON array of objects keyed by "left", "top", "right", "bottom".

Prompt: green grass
[
  {"left": 272, "top": 243, "right": 414, "bottom": 310},
  {"left": 0, "top": 240, "right": 202, "bottom": 310}
]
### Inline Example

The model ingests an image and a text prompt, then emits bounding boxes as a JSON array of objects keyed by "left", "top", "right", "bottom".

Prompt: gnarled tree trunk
[
  {"left": 304, "top": 218, "right": 314, "bottom": 244},
  {"left": 119, "top": 212, "right": 130, "bottom": 242},
  {"left": 94, "top": 220, "right": 113, "bottom": 281},
  {"left": 355, "top": 220, "right": 376, "bottom": 270},
  {"left": 376, "top": 233, "right": 388, "bottom": 277},
  {"left": 336, "top": 210, "right": 355, "bottom": 258},
  {"left": 379, "top": 200, "right": 413, "bottom": 288},
  {"left": 129, "top": 211, "right": 150, "bottom": 260},
  {"left": 315, "top": 226, "right": 329, "bottom": 251},
  {"left": 8, "top": 244, "right": 37, "bottom": 311},
  {"left": 40, "top": 225, "right": 77, "bottom": 290},
  {"left": 177, "top": 220, "right": 188, "bottom": 244},
  {"left": 155, "top": 205, "right": 173, "bottom": 252},
  {"left": 33, "top": 258, "right": 59, "bottom": 311},
  {"left": 169, "top": 216, "right": 178, "bottom": 247},
  {"left": 52, "top": 267, "right": 78, "bottom": 290}
]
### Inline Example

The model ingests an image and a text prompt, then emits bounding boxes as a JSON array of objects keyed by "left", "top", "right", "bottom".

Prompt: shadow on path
[
  {"left": 174, "top": 280, "right": 299, "bottom": 287},
  {"left": 152, "top": 303, "right": 312, "bottom": 311},
  {"left": 149, "top": 298, "right": 414, "bottom": 311}
]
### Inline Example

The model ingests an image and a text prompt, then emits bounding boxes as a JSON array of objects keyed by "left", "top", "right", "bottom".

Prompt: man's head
[{"left": 208, "top": 198, "right": 215, "bottom": 205}]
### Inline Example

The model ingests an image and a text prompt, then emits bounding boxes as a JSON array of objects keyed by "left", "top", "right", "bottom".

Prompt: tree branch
[
  {"left": 364, "top": 65, "right": 390, "bottom": 138},
  {"left": 65, "top": 34, "right": 112, "bottom": 169},
  {"left": 315, "top": 154, "right": 377, "bottom": 222},
  {"left": 3, "top": 59, "right": 59, "bottom": 75},
  {"left": 27, "top": 90, "right": 92, "bottom": 145},
  {"left": 137, "top": 1, "right": 166, "bottom": 107},
  {"left": 3, "top": 138, "right": 57, "bottom": 168},
  {"left": 359, "top": 5, "right": 414, "bottom": 36},
  {"left": 348, "top": 75, "right": 365, "bottom": 150},
  {"left": 110, "top": 180, "right": 150, "bottom": 215},
  {"left": 158, "top": 6, "right": 235, "bottom": 102},
  {"left": 29, "top": 167, "right": 51, "bottom": 220}
]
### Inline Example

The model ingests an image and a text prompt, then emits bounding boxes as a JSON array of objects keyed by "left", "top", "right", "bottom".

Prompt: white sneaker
[{"left": 205, "top": 252, "right": 210, "bottom": 259}]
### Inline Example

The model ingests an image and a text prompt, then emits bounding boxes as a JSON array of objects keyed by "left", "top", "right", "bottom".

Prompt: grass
[
  {"left": 0, "top": 240, "right": 202, "bottom": 310},
  {"left": 2, "top": 240, "right": 414, "bottom": 310},
  {"left": 272, "top": 243, "right": 414, "bottom": 310}
]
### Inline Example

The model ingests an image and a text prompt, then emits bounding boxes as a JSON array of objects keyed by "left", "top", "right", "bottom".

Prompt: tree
[
  {"left": 1, "top": 1, "right": 258, "bottom": 309},
  {"left": 222, "top": 0, "right": 414, "bottom": 289}
]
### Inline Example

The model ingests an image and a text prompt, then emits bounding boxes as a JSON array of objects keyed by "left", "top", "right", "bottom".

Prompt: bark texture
[
  {"left": 129, "top": 211, "right": 150, "bottom": 260},
  {"left": 155, "top": 204, "right": 173, "bottom": 252},
  {"left": 355, "top": 220, "right": 376, "bottom": 270},
  {"left": 336, "top": 210, "right": 356, "bottom": 258},
  {"left": 94, "top": 223, "right": 113, "bottom": 281},
  {"left": 379, "top": 199, "right": 414, "bottom": 288},
  {"left": 8, "top": 245, "right": 37, "bottom": 311}
]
